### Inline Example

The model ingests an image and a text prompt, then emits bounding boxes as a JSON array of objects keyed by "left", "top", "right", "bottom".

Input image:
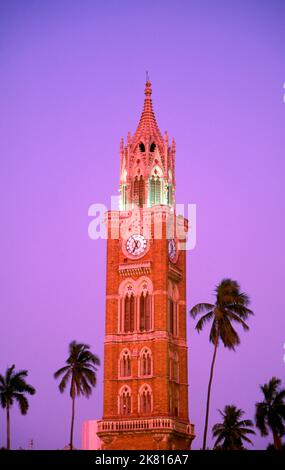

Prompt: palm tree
[
  {"left": 255, "top": 377, "right": 285, "bottom": 450},
  {"left": 212, "top": 405, "right": 255, "bottom": 450},
  {"left": 0, "top": 365, "right": 35, "bottom": 450},
  {"left": 54, "top": 340, "right": 100, "bottom": 450},
  {"left": 190, "top": 278, "right": 253, "bottom": 450}
]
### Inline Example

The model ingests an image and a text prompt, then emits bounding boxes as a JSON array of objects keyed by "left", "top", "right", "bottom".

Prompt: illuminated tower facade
[{"left": 97, "top": 81, "right": 195, "bottom": 450}]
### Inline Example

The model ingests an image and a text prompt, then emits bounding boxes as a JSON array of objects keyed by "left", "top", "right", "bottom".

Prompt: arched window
[
  {"left": 167, "top": 184, "right": 173, "bottom": 206},
  {"left": 150, "top": 142, "right": 156, "bottom": 152},
  {"left": 119, "top": 350, "right": 131, "bottom": 378},
  {"left": 119, "top": 277, "right": 153, "bottom": 334},
  {"left": 150, "top": 175, "right": 161, "bottom": 206},
  {"left": 124, "top": 294, "right": 135, "bottom": 333},
  {"left": 133, "top": 175, "right": 145, "bottom": 208},
  {"left": 169, "top": 383, "right": 179, "bottom": 417},
  {"left": 121, "top": 184, "right": 127, "bottom": 209},
  {"left": 168, "top": 282, "right": 179, "bottom": 336},
  {"left": 168, "top": 298, "right": 174, "bottom": 334},
  {"left": 139, "top": 384, "right": 152, "bottom": 414},
  {"left": 173, "top": 352, "right": 179, "bottom": 382},
  {"left": 119, "top": 386, "right": 132, "bottom": 416},
  {"left": 139, "top": 292, "right": 151, "bottom": 332},
  {"left": 139, "top": 175, "right": 144, "bottom": 207},
  {"left": 139, "top": 348, "right": 152, "bottom": 377},
  {"left": 174, "top": 385, "right": 179, "bottom": 417},
  {"left": 139, "top": 142, "right": 145, "bottom": 152}
]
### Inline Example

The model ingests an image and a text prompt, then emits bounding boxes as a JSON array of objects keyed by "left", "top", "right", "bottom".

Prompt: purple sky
[{"left": 0, "top": 0, "right": 285, "bottom": 450}]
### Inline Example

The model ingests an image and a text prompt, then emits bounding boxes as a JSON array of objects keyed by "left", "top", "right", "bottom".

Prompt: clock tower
[{"left": 97, "top": 81, "right": 195, "bottom": 450}]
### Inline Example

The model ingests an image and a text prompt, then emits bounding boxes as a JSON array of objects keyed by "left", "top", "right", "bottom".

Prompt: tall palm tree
[
  {"left": 0, "top": 365, "right": 35, "bottom": 450},
  {"left": 54, "top": 340, "right": 100, "bottom": 450},
  {"left": 190, "top": 278, "right": 253, "bottom": 450},
  {"left": 255, "top": 377, "right": 285, "bottom": 450},
  {"left": 212, "top": 405, "right": 255, "bottom": 450}
]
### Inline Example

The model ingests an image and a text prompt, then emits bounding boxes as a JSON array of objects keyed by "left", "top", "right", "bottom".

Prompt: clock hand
[{"left": 132, "top": 240, "right": 139, "bottom": 253}]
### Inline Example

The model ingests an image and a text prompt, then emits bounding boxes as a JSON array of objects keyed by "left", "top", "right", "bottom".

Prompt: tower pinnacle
[{"left": 132, "top": 80, "right": 164, "bottom": 151}]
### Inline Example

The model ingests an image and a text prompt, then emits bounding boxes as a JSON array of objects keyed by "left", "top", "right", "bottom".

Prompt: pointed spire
[{"left": 132, "top": 80, "right": 164, "bottom": 151}]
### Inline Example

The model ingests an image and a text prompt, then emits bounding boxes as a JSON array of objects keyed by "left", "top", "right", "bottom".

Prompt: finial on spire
[{"left": 145, "top": 71, "right": 152, "bottom": 97}]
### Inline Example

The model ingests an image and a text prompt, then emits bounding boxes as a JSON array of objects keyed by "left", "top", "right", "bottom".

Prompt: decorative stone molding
[
  {"left": 168, "top": 265, "right": 182, "bottom": 282},
  {"left": 105, "top": 331, "right": 187, "bottom": 348},
  {"left": 119, "top": 262, "right": 152, "bottom": 277}
]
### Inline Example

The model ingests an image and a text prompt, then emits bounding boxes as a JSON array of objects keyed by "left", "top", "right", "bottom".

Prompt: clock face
[
  {"left": 126, "top": 234, "right": 147, "bottom": 257},
  {"left": 168, "top": 239, "right": 177, "bottom": 262}
]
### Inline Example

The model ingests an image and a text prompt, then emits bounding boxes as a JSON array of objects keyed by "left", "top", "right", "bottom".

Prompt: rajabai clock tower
[{"left": 97, "top": 81, "right": 195, "bottom": 450}]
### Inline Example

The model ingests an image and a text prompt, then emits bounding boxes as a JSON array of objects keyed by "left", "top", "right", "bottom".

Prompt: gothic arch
[
  {"left": 138, "top": 347, "right": 153, "bottom": 377},
  {"left": 118, "top": 277, "right": 153, "bottom": 333},
  {"left": 119, "top": 278, "right": 136, "bottom": 297},
  {"left": 168, "top": 281, "right": 179, "bottom": 336},
  {"left": 137, "top": 277, "right": 153, "bottom": 332},
  {"left": 118, "top": 280, "right": 136, "bottom": 333},
  {"left": 149, "top": 165, "right": 163, "bottom": 206},
  {"left": 133, "top": 174, "right": 145, "bottom": 208},
  {"left": 118, "top": 385, "right": 132, "bottom": 416},
  {"left": 169, "top": 350, "right": 179, "bottom": 382},
  {"left": 118, "top": 349, "right": 131, "bottom": 378},
  {"left": 138, "top": 383, "right": 153, "bottom": 414}
]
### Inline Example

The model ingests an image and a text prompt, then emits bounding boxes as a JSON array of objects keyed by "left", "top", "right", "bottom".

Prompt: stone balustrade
[{"left": 97, "top": 418, "right": 195, "bottom": 436}]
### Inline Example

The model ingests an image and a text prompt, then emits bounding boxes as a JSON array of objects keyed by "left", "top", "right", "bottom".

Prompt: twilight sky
[{"left": 0, "top": 0, "right": 285, "bottom": 450}]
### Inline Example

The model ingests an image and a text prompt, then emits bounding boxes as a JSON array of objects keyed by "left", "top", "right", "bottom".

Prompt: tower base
[{"left": 97, "top": 418, "right": 195, "bottom": 450}]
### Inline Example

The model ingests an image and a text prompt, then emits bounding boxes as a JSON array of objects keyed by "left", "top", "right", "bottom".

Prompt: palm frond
[
  {"left": 190, "top": 303, "right": 215, "bottom": 319},
  {"left": 14, "top": 393, "right": 29, "bottom": 415},
  {"left": 225, "top": 310, "right": 250, "bottom": 331},
  {"left": 58, "top": 370, "right": 71, "bottom": 394},
  {"left": 54, "top": 366, "right": 70, "bottom": 379},
  {"left": 195, "top": 311, "right": 214, "bottom": 333},
  {"left": 218, "top": 316, "right": 240, "bottom": 350}
]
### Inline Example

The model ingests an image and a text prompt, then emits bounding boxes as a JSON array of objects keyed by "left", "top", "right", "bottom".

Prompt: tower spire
[{"left": 132, "top": 79, "right": 164, "bottom": 151}]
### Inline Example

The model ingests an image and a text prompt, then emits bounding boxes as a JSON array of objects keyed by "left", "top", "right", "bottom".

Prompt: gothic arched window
[
  {"left": 119, "top": 278, "right": 153, "bottom": 334},
  {"left": 133, "top": 175, "right": 145, "bottom": 208},
  {"left": 150, "top": 142, "right": 156, "bottom": 152},
  {"left": 119, "top": 386, "right": 132, "bottom": 416},
  {"left": 121, "top": 184, "right": 127, "bottom": 210},
  {"left": 139, "top": 348, "right": 152, "bottom": 377},
  {"left": 119, "top": 349, "right": 131, "bottom": 378},
  {"left": 139, "top": 291, "right": 151, "bottom": 332},
  {"left": 174, "top": 385, "right": 179, "bottom": 417},
  {"left": 150, "top": 175, "right": 161, "bottom": 206},
  {"left": 124, "top": 293, "right": 135, "bottom": 333},
  {"left": 139, "top": 142, "right": 145, "bottom": 152},
  {"left": 168, "top": 282, "right": 179, "bottom": 336},
  {"left": 139, "top": 384, "right": 152, "bottom": 414},
  {"left": 139, "top": 175, "right": 144, "bottom": 207},
  {"left": 168, "top": 383, "right": 179, "bottom": 417},
  {"left": 167, "top": 184, "right": 173, "bottom": 206},
  {"left": 168, "top": 298, "right": 174, "bottom": 334},
  {"left": 173, "top": 352, "right": 179, "bottom": 382}
]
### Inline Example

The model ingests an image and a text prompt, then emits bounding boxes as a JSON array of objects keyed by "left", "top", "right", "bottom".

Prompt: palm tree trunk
[
  {"left": 70, "top": 382, "right": 75, "bottom": 450},
  {"left": 6, "top": 405, "right": 10, "bottom": 450},
  {"left": 273, "top": 430, "right": 282, "bottom": 450},
  {"left": 202, "top": 336, "right": 218, "bottom": 450}
]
